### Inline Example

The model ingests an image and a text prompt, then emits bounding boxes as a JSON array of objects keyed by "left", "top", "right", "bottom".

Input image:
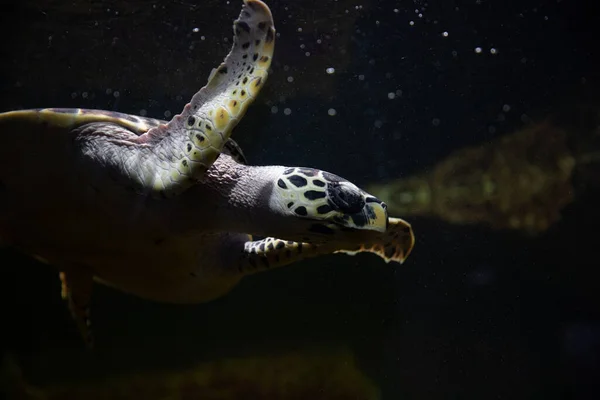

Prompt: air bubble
[
  {"left": 284, "top": 108, "right": 292, "bottom": 116},
  {"left": 164, "top": 110, "right": 172, "bottom": 118},
  {"left": 113, "top": 91, "right": 120, "bottom": 98},
  {"left": 192, "top": 27, "right": 199, "bottom": 33},
  {"left": 442, "top": 31, "right": 449, "bottom": 37},
  {"left": 326, "top": 67, "right": 335, "bottom": 74},
  {"left": 82, "top": 92, "right": 88, "bottom": 99},
  {"left": 475, "top": 47, "right": 483, "bottom": 54},
  {"left": 271, "top": 106, "right": 278, "bottom": 114},
  {"left": 387, "top": 92, "right": 395, "bottom": 99},
  {"left": 502, "top": 104, "right": 511, "bottom": 112},
  {"left": 328, "top": 108, "right": 337, "bottom": 116},
  {"left": 374, "top": 120, "right": 383, "bottom": 128},
  {"left": 432, "top": 118, "right": 441, "bottom": 126},
  {"left": 287, "top": 76, "right": 294, "bottom": 83},
  {"left": 140, "top": 109, "right": 147, "bottom": 116},
  {"left": 490, "top": 48, "right": 498, "bottom": 55}
]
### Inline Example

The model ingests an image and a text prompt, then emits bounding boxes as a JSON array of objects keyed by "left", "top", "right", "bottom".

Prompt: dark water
[{"left": 1, "top": 0, "right": 598, "bottom": 399}]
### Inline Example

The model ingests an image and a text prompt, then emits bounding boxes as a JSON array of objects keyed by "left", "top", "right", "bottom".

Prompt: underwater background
[{"left": 1, "top": 0, "right": 598, "bottom": 399}]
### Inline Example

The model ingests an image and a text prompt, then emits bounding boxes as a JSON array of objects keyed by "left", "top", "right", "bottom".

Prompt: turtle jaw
[{"left": 328, "top": 197, "right": 389, "bottom": 233}]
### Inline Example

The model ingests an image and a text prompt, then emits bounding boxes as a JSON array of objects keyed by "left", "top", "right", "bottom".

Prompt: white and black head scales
[{"left": 271, "top": 167, "right": 389, "bottom": 239}]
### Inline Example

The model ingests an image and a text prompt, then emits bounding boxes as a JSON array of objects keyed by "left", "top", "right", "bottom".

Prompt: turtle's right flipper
[
  {"left": 142, "top": 0, "right": 275, "bottom": 192},
  {"left": 59, "top": 268, "right": 94, "bottom": 349},
  {"left": 238, "top": 218, "right": 415, "bottom": 274}
]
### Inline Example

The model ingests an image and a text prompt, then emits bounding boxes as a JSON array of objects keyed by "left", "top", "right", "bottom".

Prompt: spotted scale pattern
[
  {"left": 335, "top": 217, "right": 415, "bottom": 264},
  {"left": 275, "top": 167, "right": 335, "bottom": 219},
  {"left": 141, "top": 0, "right": 275, "bottom": 196},
  {"left": 238, "top": 217, "right": 415, "bottom": 274},
  {"left": 239, "top": 237, "right": 320, "bottom": 272}
]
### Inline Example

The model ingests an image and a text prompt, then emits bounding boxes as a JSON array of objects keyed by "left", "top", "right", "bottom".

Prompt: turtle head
[{"left": 269, "top": 167, "right": 389, "bottom": 241}]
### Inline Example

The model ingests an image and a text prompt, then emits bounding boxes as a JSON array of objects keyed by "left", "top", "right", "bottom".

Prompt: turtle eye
[{"left": 327, "top": 182, "right": 365, "bottom": 214}]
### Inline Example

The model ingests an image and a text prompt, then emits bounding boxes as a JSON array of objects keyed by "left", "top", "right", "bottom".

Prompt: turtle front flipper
[
  {"left": 334, "top": 217, "right": 415, "bottom": 263},
  {"left": 59, "top": 268, "right": 94, "bottom": 348},
  {"left": 139, "top": 0, "right": 275, "bottom": 196},
  {"left": 238, "top": 218, "right": 415, "bottom": 274}
]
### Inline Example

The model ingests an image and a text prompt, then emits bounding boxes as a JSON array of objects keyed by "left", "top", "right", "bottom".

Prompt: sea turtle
[{"left": 0, "top": 0, "right": 414, "bottom": 347}]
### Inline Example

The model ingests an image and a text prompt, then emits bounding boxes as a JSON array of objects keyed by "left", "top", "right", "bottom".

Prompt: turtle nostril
[{"left": 327, "top": 183, "right": 365, "bottom": 214}]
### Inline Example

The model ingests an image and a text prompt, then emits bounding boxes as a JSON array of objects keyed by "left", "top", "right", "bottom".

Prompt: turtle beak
[
  {"left": 344, "top": 197, "right": 389, "bottom": 233},
  {"left": 327, "top": 186, "right": 389, "bottom": 233}
]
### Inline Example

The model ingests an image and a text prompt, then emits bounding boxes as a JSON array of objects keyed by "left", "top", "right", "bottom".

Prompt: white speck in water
[
  {"left": 326, "top": 67, "right": 335, "bottom": 74},
  {"left": 113, "top": 91, "right": 120, "bottom": 98},
  {"left": 358, "top": 74, "right": 365, "bottom": 81},
  {"left": 300, "top": 44, "right": 305, "bottom": 49},
  {"left": 490, "top": 47, "right": 498, "bottom": 55},
  {"left": 328, "top": 108, "right": 337, "bottom": 116},
  {"left": 287, "top": 76, "right": 294, "bottom": 83},
  {"left": 192, "top": 27, "right": 199, "bottom": 33},
  {"left": 475, "top": 47, "right": 483, "bottom": 54},
  {"left": 442, "top": 31, "right": 449, "bottom": 37},
  {"left": 297, "top": 27, "right": 303, "bottom": 32},
  {"left": 164, "top": 110, "right": 172, "bottom": 118},
  {"left": 317, "top": 39, "right": 322, "bottom": 44},
  {"left": 503, "top": 104, "right": 511, "bottom": 112},
  {"left": 432, "top": 118, "right": 441, "bottom": 126},
  {"left": 387, "top": 92, "right": 395, "bottom": 99},
  {"left": 396, "top": 89, "right": 403, "bottom": 96},
  {"left": 283, "top": 65, "right": 290, "bottom": 72},
  {"left": 305, "top": 51, "right": 311, "bottom": 57},
  {"left": 488, "top": 125, "right": 496, "bottom": 134},
  {"left": 409, "top": 20, "right": 415, "bottom": 26},
  {"left": 284, "top": 108, "right": 292, "bottom": 116},
  {"left": 200, "top": 35, "right": 205, "bottom": 41},
  {"left": 271, "top": 106, "right": 278, "bottom": 114},
  {"left": 105, "top": 88, "right": 112, "bottom": 95},
  {"left": 418, "top": 13, "right": 423, "bottom": 18},
  {"left": 139, "top": 109, "right": 147, "bottom": 116},
  {"left": 452, "top": 50, "right": 458, "bottom": 57},
  {"left": 376, "top": 20, "right": 380, "bottom": 25},
  {"left": 393, "top": 8, "right": 399, "bottom": 13},
  {"left": 82, "top": 92, "right": 88, "bottom": 99},
  {"left": 374, "top": 120, "right": 383, "bottom": 128},
  {"left": 71, "top": 92, "right": 77, "bottom": 99}
]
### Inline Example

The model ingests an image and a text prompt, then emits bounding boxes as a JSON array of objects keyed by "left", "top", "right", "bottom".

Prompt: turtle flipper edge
[
  {"left": 238, "top": 218, "right": 415, "bottom": 274},
  {"left": 334, "top": 217, "right": 415, "bottom": 264},
  {"left": 59, "top": 268, "right": 94, "bottom": 348},
  {"left": 141, "top": 0, "right": 275, "bottom": 196}
]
